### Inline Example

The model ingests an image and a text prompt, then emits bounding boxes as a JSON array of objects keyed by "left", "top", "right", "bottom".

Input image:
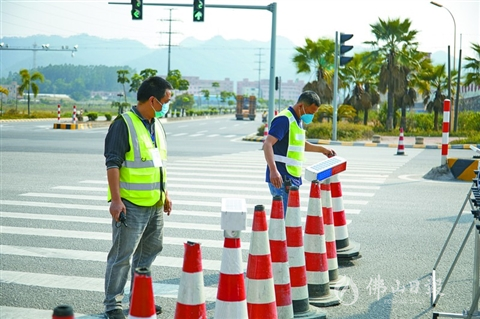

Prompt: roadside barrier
[
  {"left": 304, "top": 180, "right": 341, "bottom": 307},
  {"left": 52, "top": 305, "right": 74, "bottom": 319},
  {"left": 285, "top": 186, "right": 327, "bottom": 319},
  {"left": 57, "top": 105, "right": 61, "bottom": 123},
  {"left": 396, "top": 127, "right": 405, "bottom": 155},
  {"left": 246, "top": 204, "right": 277, "bottom": 318},
  {"left": 72, "top": 105, "right": 77, "bottom": 124},
  {"left": 441, "top": 99, "right": 451, "bottom": 166},
  {"left": 174, "top": 241, "right": 207, "bottom": 319},
  {"left": 129, "top": 267, "right": 156, "bottom": 319},
  {"left": 320, "top": 180, "right": 350, "bottom": 290},
  {"left": 330, "top": 174, "right": 361, "bottom": 261}
]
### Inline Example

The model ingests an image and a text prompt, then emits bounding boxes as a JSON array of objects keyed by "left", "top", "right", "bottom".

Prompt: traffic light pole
[
  {"left": 109, "top": 1, "right": 278, "bottom": 126},
  {"left": 332, "top": 31, "right": 339, "bottom": 141}
]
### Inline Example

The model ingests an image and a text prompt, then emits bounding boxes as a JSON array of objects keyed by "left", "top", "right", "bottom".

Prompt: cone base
[
  {"left": 337, "top": 241, "right": 361, "bottom": 261},
  {"left": 309, "top": 291, "right": 341, "bottom": 307},
  {"left": 395, "top": 152, "right": 406, "bottom": 156},
  {"left": 293, "top": 305, "right": 327, "bottom": 319},
  {"left": 329, "top": 275, "right": 350, "bottom": 290}
]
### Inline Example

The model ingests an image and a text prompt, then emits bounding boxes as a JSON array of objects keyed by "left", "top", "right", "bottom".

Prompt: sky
[{"left": 1, "top": 0, "right": 479, "bottom": 60}]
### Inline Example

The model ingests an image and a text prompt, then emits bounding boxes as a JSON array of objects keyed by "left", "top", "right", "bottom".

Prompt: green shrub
[
  {"left": 104, "top": 113, "right": 112, "bottom": 121},
  {"left": 87, "top": 112, "right": 98, "bottom": 121}
]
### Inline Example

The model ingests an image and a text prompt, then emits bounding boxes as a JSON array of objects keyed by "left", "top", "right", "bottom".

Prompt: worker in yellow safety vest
[
  {"left": 103, "top": 76, "right": 173, "bottom": 319},
  {"left": 263, "top": 90, "right": 336, "bottom": 216}
]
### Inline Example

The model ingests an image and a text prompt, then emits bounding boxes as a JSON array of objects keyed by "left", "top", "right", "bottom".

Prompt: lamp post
[{"left": 430, "top": 1, "right": 456, "bottom": 70}]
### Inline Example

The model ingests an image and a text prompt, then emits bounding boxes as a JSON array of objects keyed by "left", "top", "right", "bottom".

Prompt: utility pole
[
  {"left": 255, "top": 48, "right": 264, "bottom": 99},
  {"left": 158, "top": 8, "right": 179, "bottom": 76}
]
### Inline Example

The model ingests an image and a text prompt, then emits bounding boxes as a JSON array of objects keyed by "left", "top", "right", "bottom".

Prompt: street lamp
[{"left": 430, "top": 1, "right": 456, "bottom": 70}]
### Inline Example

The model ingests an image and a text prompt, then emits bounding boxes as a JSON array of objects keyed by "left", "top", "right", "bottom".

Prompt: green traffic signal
[
  {"left": 193, "top": 0, "right": 204, "bottom": 22},
  {"left": 131, "top": 0, "right": 142, "bottom": 20}
]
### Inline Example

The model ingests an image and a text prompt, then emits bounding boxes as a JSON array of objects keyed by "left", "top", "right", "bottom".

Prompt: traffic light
[
  {"left": 131, "top": 0, "right": 142, "bottom": 20},
  {"left": 193, "top": 0, "right": 205, "bottom": 22},
  {"left": 339, "top": 33, "right": 353, "bottom": 66}
]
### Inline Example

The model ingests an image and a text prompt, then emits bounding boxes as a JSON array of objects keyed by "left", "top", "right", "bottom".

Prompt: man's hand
[
  {"left": 163, "top": 192, "right": 172, "bottom": 216},
  {"left": 109, "top": 199, "right": 126, "bottom": 222}
]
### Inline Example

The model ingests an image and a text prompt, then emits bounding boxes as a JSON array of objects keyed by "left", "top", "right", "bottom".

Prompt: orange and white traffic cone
[
  {"left": 246, "top": 204, "right": 277, "bottom": 319},
  {"left": 174, "top": 241, "right": 207, "bottom": 319},
  {"left": 285, "top": 186, "right": 327, "bottom": 319},
  {"left": 52, "top": 305, "right": 74, "bottom": 319},
  {"left": 396, "top": 127, "right": 405, "bottom": 155},
  {"left": 330, "top": 174, "right": 361, "bottom": 261},
  {"left": 321, "top": 180, "right": 350, "bottom": 290},
  {"left": 268, "top": 196, "right": 294, "bottom": 319},
  {"left": 304, "top": 180, "right": 341, "bottom": 307},
  {"left": 129, "top": 267, "right": 156, "bottom": 319},
  {"left": 214, "top": 236, "right": 248, "bottom": 319}
]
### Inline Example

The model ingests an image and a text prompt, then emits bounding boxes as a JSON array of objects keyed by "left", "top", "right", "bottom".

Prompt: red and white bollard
[
  {"left": 72, "top": 105, "right": 77, "bottom": 124},
  {"left": 57, "top": 105, "right": 61, "bottom": 123},
  {"left": 396, "top": 127, "right": 405, "bottom": 155},
  {"left": 441, "top": 99, "right": 451, "bottom": 166}
]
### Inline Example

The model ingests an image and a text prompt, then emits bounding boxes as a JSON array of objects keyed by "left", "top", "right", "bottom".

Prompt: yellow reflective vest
[
  {"left": 273, "top": 108, "right": 305, "bottom": 177},
  {"left": 107, "top": 111, "right": 167, "bottom": 206}
]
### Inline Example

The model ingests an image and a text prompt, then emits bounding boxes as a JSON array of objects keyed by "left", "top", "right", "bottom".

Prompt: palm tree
[
  {"left": 342, "top": 52, "right": 381, "bottom": 125},
  {"left": 117, "top": 70, "right": 130, "bottom": 114},
  {"left": 292, "top": 38, "right": 335, "bottom": 103},
  {"left": 463, "top": 43, "right": 480, "bottom": 86},
  {"left": 212, "top": 82, "right": 220, "bottom": 107},
  {"left": 18, "top": 69, "right": 45, "bottom": 116},
  {"left": 201, "top": 89, "right": 210, "bottom": 107},
  {"left": 364, "top": 18, "right": 420, "bottom": 130},
  {"left": 420, "top": 64, "right": 457, "bottom": 130}
]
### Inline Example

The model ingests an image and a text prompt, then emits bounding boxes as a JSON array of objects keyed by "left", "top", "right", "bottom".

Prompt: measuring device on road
[{"left": 305, "top": 156, "right": 347, "bottom": 182}]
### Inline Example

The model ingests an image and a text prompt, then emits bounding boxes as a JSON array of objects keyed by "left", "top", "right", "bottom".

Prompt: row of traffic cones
[{"left": 119, "top": 176, "right": 358, "bottom": 318}]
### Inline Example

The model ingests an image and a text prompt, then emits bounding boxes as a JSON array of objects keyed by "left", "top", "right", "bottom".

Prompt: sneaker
[
  {"left": 105, "top": 309, "right": 126, "bottom": 319},
  {"left": 155, "top": 305, "right": 162, "bottom": 315}
]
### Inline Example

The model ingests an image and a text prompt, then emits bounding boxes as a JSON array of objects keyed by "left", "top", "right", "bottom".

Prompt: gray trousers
[{"left": 104, "top": 199, "right": 164, "bottom": 312}]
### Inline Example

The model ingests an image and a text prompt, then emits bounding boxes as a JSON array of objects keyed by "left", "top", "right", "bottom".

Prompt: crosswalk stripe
[
  {"left": 1, "top": 226, "right": 248, "bottom": 249},
  {"left": 1, "top": 270, "right": 219, "bottom": 301},
  {"left": 0, "top": 245, "right": 243, "bottom": 271}
]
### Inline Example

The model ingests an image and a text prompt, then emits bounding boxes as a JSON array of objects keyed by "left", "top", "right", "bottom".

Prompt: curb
[
  {"left": 242, "top": 135, "right": 480, "bottom": 150},
  {"left": 53, "top": 123, "right": 92, "bottom": 130}
]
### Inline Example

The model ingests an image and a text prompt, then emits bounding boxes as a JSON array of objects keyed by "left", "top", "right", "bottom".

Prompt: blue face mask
[
  {"left": 152, "top": 98, "right": 170, "bottom": 118},
  {"left": 300, "top": 106, "right": 314, "bottom": 124}
]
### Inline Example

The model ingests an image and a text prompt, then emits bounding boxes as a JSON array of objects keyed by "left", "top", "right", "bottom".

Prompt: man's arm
[
  {"left": 263, "top": 135, "right": 283, "bottom": 188},
  {"left": 107, "top": 167, "right": 125, "bottom": 222},
  {"left": 305, "top": 141, "right": 336, "bottom": 157}
]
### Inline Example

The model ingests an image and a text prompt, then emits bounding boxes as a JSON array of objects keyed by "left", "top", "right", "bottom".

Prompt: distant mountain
[
  {"left": 0, "top": 34, "right": 307, "bottom": 83},
  {"left": 0, "top": 34, "right": 457, "bottom": 83}
]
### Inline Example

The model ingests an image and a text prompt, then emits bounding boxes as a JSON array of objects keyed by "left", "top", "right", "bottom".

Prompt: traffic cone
[
  {"left": 52, "top": 305, "right": 74, "bottom": 319},
  {"left": 214, "top": 236, "right": 248, "bottom": 319},
  {"left": 330, "top": 174, "right": 361, "bottom": 261},
  {"left": 321, "top": 180, "right": 350, "bottom": 290},
  {"left": 246, "top": 204, "right": 277, "bottom": 319},
  {"left": 174, "top": 241, "right": 207, "bottom": 319},
  {"left": 396, "top": 127, "right": 405, "bottom": 155},
  {"left": 304, "top": 180, "right": 341, "bottom": 307},
  {"left": 268, "top": 196, "right": 294, "bottom": 319},
  {"left": 285, "top": 186, "right": 327, "bottom": 319},
  {"left": 129, "top": 267, "right": 156, "bottom": 319}
]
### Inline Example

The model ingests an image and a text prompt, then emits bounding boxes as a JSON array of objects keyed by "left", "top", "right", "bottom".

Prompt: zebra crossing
[{"left": 0, "top": 149, "right": 417, "bottom": 318}]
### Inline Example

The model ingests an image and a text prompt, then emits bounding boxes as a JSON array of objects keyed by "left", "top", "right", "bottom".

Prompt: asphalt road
[{"left": 0, "top": 116, "right": 478, "bottom": 319}]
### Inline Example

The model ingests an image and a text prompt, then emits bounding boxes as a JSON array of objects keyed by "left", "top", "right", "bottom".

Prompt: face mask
[
  {"left": 152, "top": 99, "right": 170, "bottom": 118},
  {"left": 300, "top": 106, "right": 314, "bottom": 124}
]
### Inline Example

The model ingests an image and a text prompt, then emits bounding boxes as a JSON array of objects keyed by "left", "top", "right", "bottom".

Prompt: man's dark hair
[
  {"left": 297, "top": 90, "right": 321, "bottom": 107},
  {"left": 137, "top": 76, "right": 173, "bottom": 102}
]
